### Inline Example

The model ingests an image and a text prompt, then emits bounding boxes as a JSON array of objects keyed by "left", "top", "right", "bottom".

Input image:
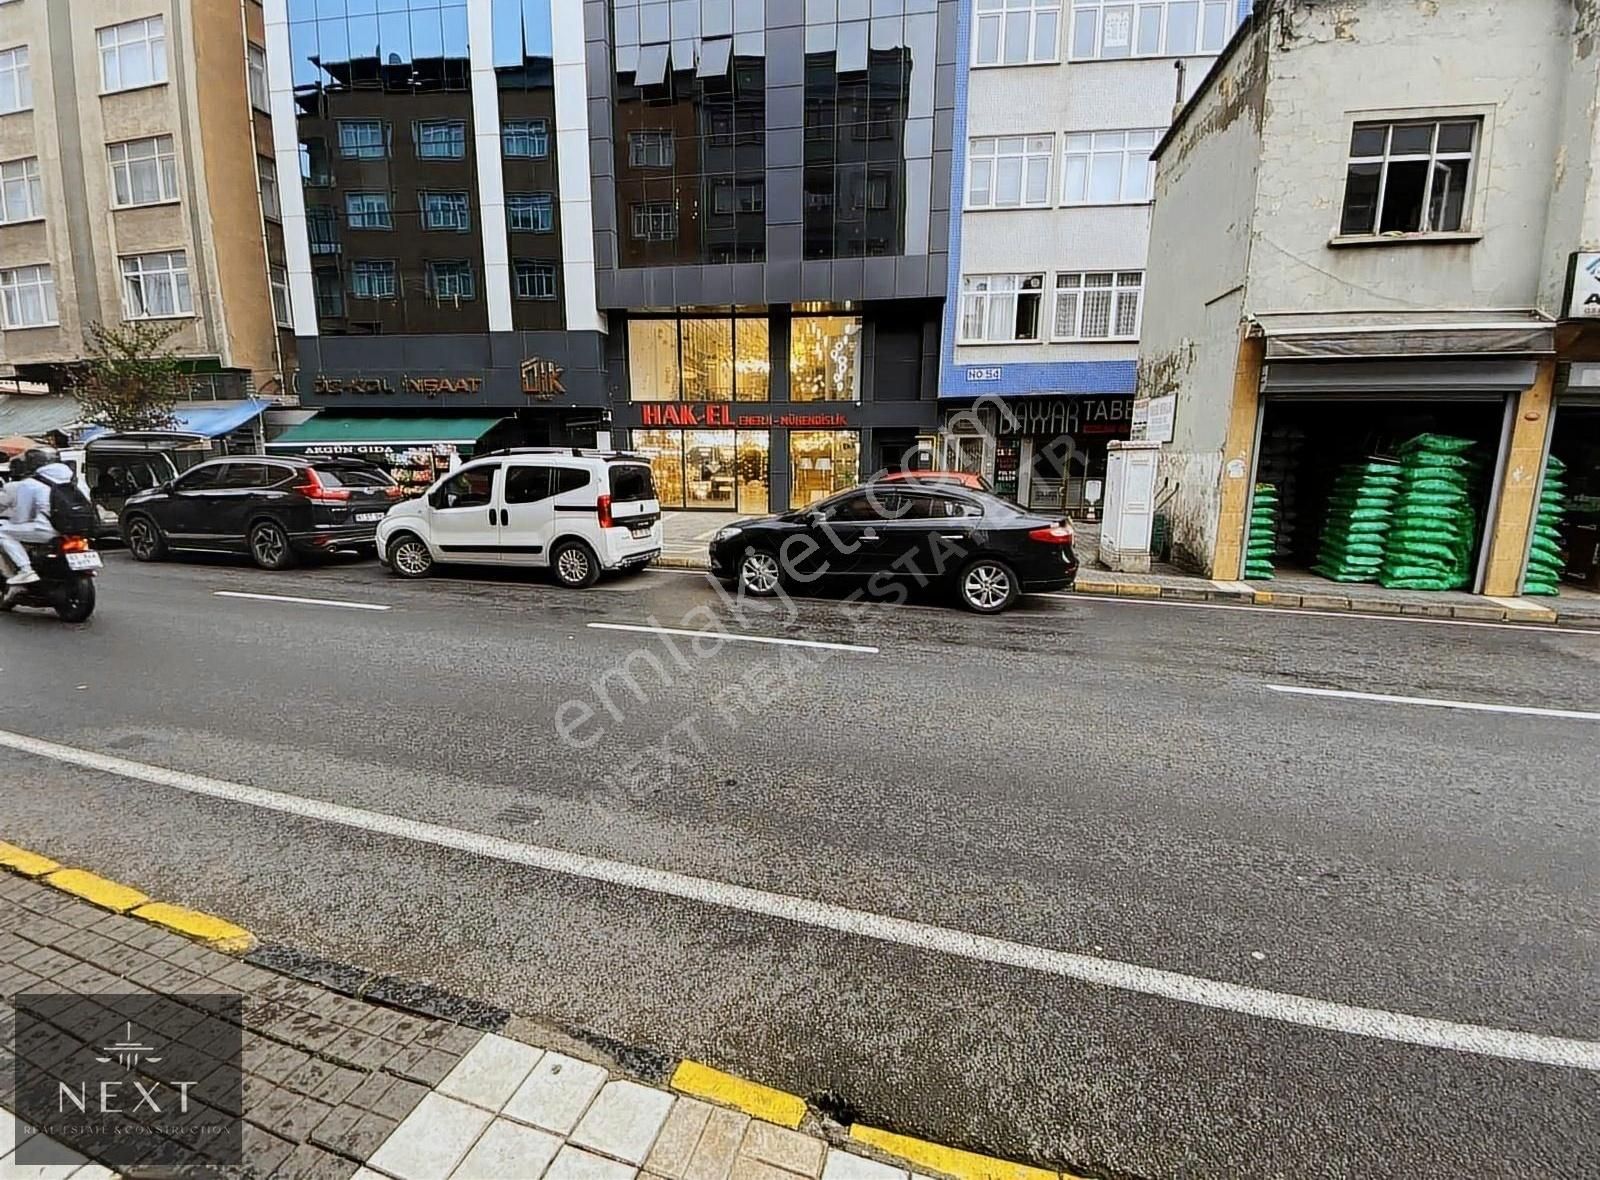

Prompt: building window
[
  {"left": 247, "top": 42, "right": 269, "bottom": 111},
  {"left": 502, "top": 119, "right": 548, "bottom": 159},
  {"left": 300, "top": 138, "right": 332, "bottom": 186},
  {"left": 628, "top": 130, "right": 675, "bottom": 168},
  {"left": 711, "top": 180, "right": 765, "bottom": 215},
  {"left": 314, "top": 268, "right": 344, "bottom": 317},
  {"left": 790, "top": 316, "right": 863, "bottom": 402},
  {"left": 415, "top": 120, "right": 466, "bottom": 160},
  {"left": 120, "top": 250, "right": 192, "bottom": 319},
  {"left": 108, "top": 136, "right": 178, "bottom": 208},
  {"left": 1339, "top": 118, "right": 1479, "bottom": 236},
  {"left": 631, "top": 201, "right": 677, "bottom": 241},
  {"left": 1070, "top": 0, "right": 1233, "bottom": 59},
  {"left": 307, "top": 205, "right": 340, "bottom": 254},
  {"left": 269, "top": 265, "right": 290, "bottom": 327},
  {"left": 420, "top": 190, "right": 471, "bottom": 231},
  {"left": 507, "top": 192, "right": 554, "bottom": 232},
  {"left": 0, "top": 156, "right": 43, "bottom": 224},
  {"left": 345, "top": 191, "right": 392, "bottom": 229},
  {"left": 974, "top": 0, "right": 1060, "bottom": 66},
  {"left": 1053, "top": 271, "right": 1143, "bottom": 339},
  {"left": 0, "top": 264, "right": 56, "bottom": 329},
  {"left": 967, "top": 136, "right": 1054, "bottom": 209},
  {"left": 627, "top": 316, "right": 769, "bottom": 402},
  {"left": 789, "top": 430, "right": 860, "bottom": 509},
  {"left": 960, "top": 274, "right": 1045, "bottom": 343},
  {"left": 0, "top": 45, "right": 30, "bottom": 114},
  {"left": 350, "top": 259, "right": 396, "bottom": 299},
  {"left": 258, "top": 157, "right": 280, "bottom": 220},
  {"left": 98, "top": 16, "right": 167, "bottom": 92},
  {"left": 513, "top": 259, "right": 557, "bottom": 300},
  {"left": 426, "top": 260, "right": 475, "bottom": 302},
  {"left": 1062, "top": 129, "right": 1158, "bottom": 204},
  {"left": 338, "top": 120, "right": 388, "bottom": 159}
]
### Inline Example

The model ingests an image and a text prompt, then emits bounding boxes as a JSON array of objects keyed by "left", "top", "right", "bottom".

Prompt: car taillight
[
  {"left": 597, "top": 493, "right": 614, "bottom": 528},
  {"left": 60, "top": 536, "right": 90, "bottom": 553},
  {"left": 295, "top": 469, "right": 351, "bottom": 503},
  {"left": 1028, "top": 524, "right": 1075, "bottom": 544}
]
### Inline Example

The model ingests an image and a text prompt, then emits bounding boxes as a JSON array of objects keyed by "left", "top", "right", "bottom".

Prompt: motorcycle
[{"left": 0, "top": 536, "right": 100, "bottom": 622}]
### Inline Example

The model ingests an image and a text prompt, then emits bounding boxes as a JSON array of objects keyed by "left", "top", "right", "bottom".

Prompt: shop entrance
[
  {"left": 1546, "top": 401, "right": 1600, "bottom": 591},
  {"left": 633, "top": 428, "right": 771, "bottom": 514},
  {"left": 1251, "top": 396, "right": 1510, "bottom": 591}
]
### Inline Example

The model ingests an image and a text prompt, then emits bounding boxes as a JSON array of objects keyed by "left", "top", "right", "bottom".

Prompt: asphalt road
[{"left": 1, "top": 553, "right": 1597, "bottom": 1179}]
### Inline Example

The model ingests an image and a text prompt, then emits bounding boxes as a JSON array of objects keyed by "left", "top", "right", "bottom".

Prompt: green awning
[{"left": 267, "top": 414, "right": 503, "bottom": 448}]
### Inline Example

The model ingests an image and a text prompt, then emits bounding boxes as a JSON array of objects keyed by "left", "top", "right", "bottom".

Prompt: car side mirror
[
  {"left": 805, "top": 509, "right": 827, "bottom": 527},
  {"left": 160, "top": 480, "right": 176, "bottom": 494}
]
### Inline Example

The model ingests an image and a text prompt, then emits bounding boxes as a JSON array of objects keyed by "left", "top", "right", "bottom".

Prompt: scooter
[{"left": 0, "top": 535, "right": 100, "bottom": 622}]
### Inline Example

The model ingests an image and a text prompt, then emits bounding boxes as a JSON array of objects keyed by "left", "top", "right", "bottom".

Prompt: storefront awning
[
  {"left": 77, "top": 400, "right": 271, "bottom": 443},
  {"left": 266, "top": 414, "right": 503, "bottom": 448},
  {"left": 1252, "top": 311, "right": 1555, "bottom": 361},
  {"left": 0, "top": 393, "right": 82, "bottom": 439}
]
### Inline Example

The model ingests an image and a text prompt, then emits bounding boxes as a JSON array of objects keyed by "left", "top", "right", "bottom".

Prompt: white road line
[
  {"left": 1, "top": 729, "right": 1594, "bottom": 1073},
  {"left": 1266, "top": 683, "right": 1600, "bottom": 722},
  {"left": 213, "top": 591, "right": 392, "bottom": 613},
  {"left": 587, "top": 621, "right": 877, "bottom": 654}
]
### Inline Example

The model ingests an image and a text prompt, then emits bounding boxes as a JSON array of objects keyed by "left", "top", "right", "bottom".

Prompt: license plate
[
  {"left": 355, "top": 512, "right": 385, "bottom": 523},
  {"left": 631, "top": 527, "right": 651, "bottom": 539},
  {"left": 65, "top": 552, "right": 102, "bottom": 571}
]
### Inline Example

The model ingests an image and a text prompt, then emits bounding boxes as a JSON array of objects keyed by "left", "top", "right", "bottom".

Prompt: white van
[{"left": 376, "top": 448, "right": 662, "bottom": 587}]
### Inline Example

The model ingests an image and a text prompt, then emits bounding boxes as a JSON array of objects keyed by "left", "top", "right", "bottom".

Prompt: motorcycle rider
[
  {"left": 0, "top": 447, "right": 74, "bottom": 587},
  {"left": 0, "top": 459, "right": 20, "bottom": 579}
]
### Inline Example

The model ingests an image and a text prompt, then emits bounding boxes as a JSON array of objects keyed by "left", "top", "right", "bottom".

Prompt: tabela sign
[{"left": 1567, "top": 252, "right": 1600, "bottom": 318}]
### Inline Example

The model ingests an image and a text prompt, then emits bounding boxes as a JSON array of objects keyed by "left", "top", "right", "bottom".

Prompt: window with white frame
[
  {"left": 631, "top": 201, "right": 677, "bottom": 241},
  {"left": 513, "top": 259, "right": 557, "bottom": 300},
  {"left": 108, "top": 136, "right": 178, "bottom": 207},
  {"left": 1053, "top": 271, "right": 1142, "bottom": 339},
  {"left": 426, "top": 259, "right": 475, "bottom": 301},
  {"left": 1339, "top": 118, "right": 1479, "bottom": 236},
  {"left": 121, "top": 251, "right": 192, "bottom": 318},
  {"left": 0, "top": 156, "right": 42, "bottom": 224},
  {"left": 628, "top": 130, "right": 675, "bottom": 168},
  {"left": 1070, "top": 0, "right": 1234, "bottom": 60},
  {"left": 507, "top": 192, "right": 554, "bottom": 232},
  {"left": 338, "top": 120, "right": 388, "bottom": 159},
  {"left": 269, "top": 265, "right": 290, "bottom": 327},
  {"left": 967, "top": 135, "right": 1054, "bottom": 209},
  {"left": 973, "top": 0, "right": 1060, "bottom": 66},
  {"left": 98, "top": 16, "right": 167, "bottom": 92},
  {"left": 1061, "top": 129, "right": 1158, "bottom": 204},
  {"left": 502, "top": 119, "right": 549, "bottom": 159},
  {"left": 258, "top": 157, "right": 280, "bottom": 220},
  {"left": 345, "top": 191, "right": 392, "bottom": 229},
  {"left": 415, "top": 120, "right": 465, "bottom": 160},
  {"left": 421, "top": 190, "right": 470, "bottom": 231},
  {"left": 960, "top": 274, "right": 1045, "bottom": 343},
  {"left": 350, "top": 259, "right": 396, "bottom": 299},
  {"left": 0, "top": 264, "right": 56, "bottom": 329},
  {"left": 247, "top": 43, "right": 269, "bottom": 111},
  {"left": 0, "top": 45, "right": 30, "bottom": 114}
]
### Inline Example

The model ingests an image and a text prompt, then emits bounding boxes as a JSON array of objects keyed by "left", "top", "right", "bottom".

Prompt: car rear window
[
  {"left": 610, "top": 463, "right": 655, "bottom": 501},
  {"left": 311, "top": 465, "right": 395, "bottom": 488}
]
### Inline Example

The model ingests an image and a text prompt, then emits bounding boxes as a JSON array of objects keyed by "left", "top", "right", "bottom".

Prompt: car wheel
[
  {"left": 387, "top": 533, "right": 434, "bottom": 579},
  {"left": 738, "top": 548, "right": 782, "bottom": 597},
  {"left": 551, "top": 539, "right": 601, "bottom": 589},
  {"left": 958, "top": 557, "right": 1018, "bottom": 614},
  {"left": 248, "top": 521, "right": 297, "bottom": 571},
  {"left": 124, "top": 515, "right": 167, "bottom": 562}
]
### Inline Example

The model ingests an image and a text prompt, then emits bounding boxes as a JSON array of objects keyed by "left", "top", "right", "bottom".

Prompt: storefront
[
  {"left": 939, "top": 395, "right": 1134, "bottom": 511},
  {"left": 266, "top": 414, "right": 504, "bottom": 492}
]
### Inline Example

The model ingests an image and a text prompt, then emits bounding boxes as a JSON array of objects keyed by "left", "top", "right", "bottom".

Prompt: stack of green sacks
[
  {"left": 1244, "top": 484, "right": 1278, "bottom": 580},
  {"left": 1312, "top": 460, "right": 1403, "bottom": 582},
  {"left": 1379, "top": 433, "right": 1480, "bottom": 591},
  {"left": 1523, "top": 454, "right": 1568, "bottom": 596}
]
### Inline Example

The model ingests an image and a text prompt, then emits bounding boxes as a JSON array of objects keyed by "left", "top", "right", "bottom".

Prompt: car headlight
[{"left": 713, "top": 527, "right": 741, "bottom": 544}]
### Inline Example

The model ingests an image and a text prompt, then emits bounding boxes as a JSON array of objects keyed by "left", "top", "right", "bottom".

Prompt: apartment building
[
  {"left": 0, "top": 0, "right": 292, "bottom": 420},
  {"left": 936, "top": 0, "right": 1250, "bottom": 513}
]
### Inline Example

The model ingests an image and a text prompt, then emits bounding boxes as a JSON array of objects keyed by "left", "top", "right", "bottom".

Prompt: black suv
[{"left": 121, "top": 456, "right": 400, "bottom": 570}]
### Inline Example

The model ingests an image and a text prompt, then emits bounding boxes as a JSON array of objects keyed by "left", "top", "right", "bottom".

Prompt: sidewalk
[{"left": 1, "top": 850, "right": 1071, "bottom": 1180}]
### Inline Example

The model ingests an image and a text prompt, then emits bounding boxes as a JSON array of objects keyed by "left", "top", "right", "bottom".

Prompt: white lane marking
[
  {"left": 0, "top": 729, "right": 1594, "bottom": 1073},
  {"left": 213, "top": 591, "right": 392, "bottom": 613},
  {"left": 1034, "top": 592, "right": 1600, "bottom": 636},
  {"left": 1266, "top": 683, "right": 1600, "bottom": 722},
  {"left": 586, "top": 621, "right": 877, "bottom": 654}
]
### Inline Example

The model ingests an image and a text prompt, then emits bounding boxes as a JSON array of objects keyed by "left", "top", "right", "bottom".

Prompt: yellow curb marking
[
  {"left": 133, "top": 902, "right": 257, "bottom": 954},
  {"left": 671, "top": 1060, "right": 806, "bottom": 1129},
  {"left": 1253, "top": 591, "right": 1275, "bottom": 605},
  {"left": 0, "top": 841, "right": 60, "bottom": 878},
  {"left": 45, "top": 868, "right": 150, "bottom": 914},
  {"left": 850, "top": 1126, "right": 1076, "bottom": 1180},
  {"left": 1114, "top": 582, "right": 1162, "bottom": 598}
]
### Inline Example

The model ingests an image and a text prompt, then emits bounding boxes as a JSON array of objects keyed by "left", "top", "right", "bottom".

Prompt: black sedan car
[
  {"left": 708, "top": 481, "right": 1078, "bottom": 613},
  {"left": 121, "top": 455, "right": 401, "bottom": 570}
]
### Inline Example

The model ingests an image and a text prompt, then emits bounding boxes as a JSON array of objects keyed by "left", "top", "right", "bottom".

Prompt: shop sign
[
  {"left": 965, "top": 367, "right": 1003, "bottom": 382},
  {"left": 312, "top": 376, "right": 483, "bottom": 398},
  {"left": 997, "top": 396, "right": 1135, "bottom": 438},
  {"left": 521, "top": 357, "right": 566, "bottom": 399},
  {"left": 1566, "top": 252, "right": 1600, "bottom": 319},
  {"left": 640, "top": 404, "right": 850, "bottom": 429}
]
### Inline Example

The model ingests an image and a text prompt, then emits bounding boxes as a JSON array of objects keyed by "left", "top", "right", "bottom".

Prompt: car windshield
[{"left": 312, "top": 465, "right": 395, "bottom": 488}]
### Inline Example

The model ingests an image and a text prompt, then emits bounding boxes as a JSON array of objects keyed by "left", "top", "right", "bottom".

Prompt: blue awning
[{"left": 78, "top": 400, "right": 270, "bottom": 443}]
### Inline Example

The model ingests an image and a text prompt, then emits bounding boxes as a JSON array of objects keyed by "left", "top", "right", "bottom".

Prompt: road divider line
[
  {"left": 1266, "top": 684, "right": 1600, "bottom": 722},
  {"left": 0, "top": 727, "right": 1595, "bottom": 1073},
  {"left": 213, "top": 591, "right": 392, "bottom": 612},
  {"left": 586, "top": 621, "right": 878, "bottom": 654}
]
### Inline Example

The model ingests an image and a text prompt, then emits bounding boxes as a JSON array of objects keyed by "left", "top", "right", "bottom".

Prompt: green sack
[
  {"left": 1533, "top": 523, "right": 1563, "bottom": 543},
  {"left": 1381, "top": 575, "right": 1459, "bottom": 591},
  {"left": 1390, "top": 541, "right": 1458, "bottom": 564},
  {"left": 1408, "top": 477, "right": 1470, "bottom": 496},
  {"left": 1400, "top": 433, "right": 1477, "bottom": 455},
  {"left": 1546, "top": 454, "right": 1567, "bottom": 473}
]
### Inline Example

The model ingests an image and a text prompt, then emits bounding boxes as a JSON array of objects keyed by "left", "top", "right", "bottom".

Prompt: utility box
[{"left": 1099, "top": 440, "right": 1161, "bottom": 573}]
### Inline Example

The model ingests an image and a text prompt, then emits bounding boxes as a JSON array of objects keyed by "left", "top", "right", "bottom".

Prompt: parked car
[
  {"left": 376, "top": 448, "right": 662, "bottom": 587},
  {"left": 121, "top": 455, "right": 401, "bottom": 569},
  {"left": 873, "top": 469, "right": 994, "bottom": 492},
  {"left": 708, "top": 483, "right": 1078, "bottom": 613},
  {"left": 81, "top": 431, "right": 209, "bottom": 540}
]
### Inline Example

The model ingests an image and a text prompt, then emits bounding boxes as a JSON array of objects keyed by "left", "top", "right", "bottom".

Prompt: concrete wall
[{"left": 1537, "top": 2, "right": 1600, "bottom": 315}]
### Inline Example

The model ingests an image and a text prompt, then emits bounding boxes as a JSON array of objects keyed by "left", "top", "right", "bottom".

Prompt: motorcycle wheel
[{"left": 55, "top": 577, "right": 96, "bottom": 623}]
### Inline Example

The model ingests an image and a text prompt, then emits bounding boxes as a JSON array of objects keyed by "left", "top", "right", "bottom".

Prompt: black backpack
[{"left": 36, "top": 474, "right": 98, "bottom": 537}]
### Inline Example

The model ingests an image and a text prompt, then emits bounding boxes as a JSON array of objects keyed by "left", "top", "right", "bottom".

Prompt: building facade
[
  {"left": 934, "top": 0, "right": 1250, "bottom": 513},
  {"left": 0, "top": 0, "right": 291, "bottom": 408},
  {"left": 1141, "top": 0, "right": 1598, "bottom": 598}
]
